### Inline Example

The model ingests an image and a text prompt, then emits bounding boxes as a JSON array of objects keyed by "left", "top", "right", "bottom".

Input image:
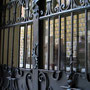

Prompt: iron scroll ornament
[
  {"left": 39, "top": 72, "right": 49, "bottom": 90},
  {"left": 74, "top": 0, "right": 90, "bottom": 6},
  {"left": 45, "top": 0, "right": 90, "bottom": 14},
  {"left": 26, "top": 70, "right": 33, "bottom": 90},
  {"left": 51, "top": 71, "right": 62, "bottom": 81}
]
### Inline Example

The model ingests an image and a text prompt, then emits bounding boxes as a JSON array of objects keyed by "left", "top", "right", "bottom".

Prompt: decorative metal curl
[
  {"left": 32, "top": 0, "right": 39, "bottom": 9},
  {"left": 17, "top": 0, "right": 26, "bottom": 6},
  {"left": 74, "top": 0, "right": 89, "bottom": 6},
  {"left": 48, "top": 86, "right": 53, "bottom": 90},
  {"left": 46, "top": 0, "right": 53, "bottom": 15},
  {"left": 51, "top": 71, "right": 62, "bottom": 81},
  {"left": 2, "top": 78, "right": 10, "bottom": 90},
  {"left": 53, "top": 0, "right": 71, "bottom": 12},
  {"left": 39, "top": 72, "right": 49, "bottom": 90},
  {"left": 15, "top": 69, "right": 24, "bottom": 79},
  {"left": 26, "top": 70, "right": 33, "bottom": 90}
]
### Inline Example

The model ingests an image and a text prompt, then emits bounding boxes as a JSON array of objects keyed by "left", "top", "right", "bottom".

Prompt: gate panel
[{"left": 0, "top": 0, "right": 90, "bottom": 90}]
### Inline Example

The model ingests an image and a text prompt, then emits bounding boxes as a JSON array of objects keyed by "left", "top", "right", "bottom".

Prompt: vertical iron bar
[
  {"left": 64, "top": 17, "right": 66, "bottom": 71},
  {"left": 28, "top": 0, "right": 29, "bottom": 19},
  {"left": 7, "top": 2, "right": 11, "bottom": 67},
  {"left": 70, "top": 0, "right": 74, "bottom": 73},
  {"left": 11, "top": 2, "right": 17, "bottom": 68},
  {"left": 76, "top": 14, "right": 79, "bottom": 71},
  {"left": 17, "top": 5, "right": 22, "bottom": 68},
  {"left": 2, "top": 0, "right": 6, "bottom": 65},
  {"left": 20, "top": 5, "right": 22, "bottom": 22},
  {"left": 85, "top": 9, "right": 88, "bottom": 77},
  {"left": 2, "top": 29, "right": 5, "bottom": 64},
  {"left": 7, "top": 28, "right": 10, "bottom": 67},
  {"left": 71, "top": 12, "right": 73, "bottom": 72},
  {"left": 18, "top": 27, "right": 21, "bottom": 68},
  {"left": 30, "top": 25, "right": 32, "bottom": 69},
  {"left": 58, "top": 15, "right": 61, "bottom": 70},
  {"left": 48, "top": 18, "right": 50, "bottom": 70},
  {"left": 11, "top": 27, "right": 15, "bottom": 68},
  {"left": 23, "top": 24, "right": 28, "bottom": 68},
  {"left": 53, "top": 17, "right": 55, "bottom": 70}
]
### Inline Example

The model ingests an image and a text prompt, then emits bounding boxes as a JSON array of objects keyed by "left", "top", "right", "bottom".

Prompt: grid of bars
[
  {"left": 0, "top": 0, "right": 33, "bottom": 69},
  {"left": 0, "top": 0, "right": 90, "bottom": 75}
]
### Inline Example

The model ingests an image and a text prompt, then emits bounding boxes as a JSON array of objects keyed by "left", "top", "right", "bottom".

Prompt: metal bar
[
  {"left": 13, "top": 2, "right": 17, "bottom": 23},
  {"left": 69, "top": 0, "right": 74, "bottom": 73},
  {"left": 48, "top": 18, "right": 50, "bottom": 70},
  {"left": 0, "top": 20, "right": 33, "bottom": 29},
  {"left": 1, "top": 29, "right": 5, "bottom": 64},
  {"left": 7, "top": 1, "right": 11, "bottom": 67},
  {"left": 11, "top": 27, "right": 15, "bottom": 68},
  {"left": 19, "top": 5, "right": 22, "bottom": 22},
  {"left": 0, "top": 5, "right": 90, "bottom": 29},
  {"left": 25, "top": 0, "right": 29, "bottom": 20},
  {"left": 53, "top": 18, "right": 55, "bottom": 70},
  {"left": 11, "top": 2, "right": 17, "bottom": 68},
  {"left": 58, "top": 15, "right": 61, "bottom": 70},
  {"left": 39, "top": 5, "right": 90, "bottom": 20},
  {"left": 76, "top": 14, "right": 79, "bottom": 71},
  {"left": 85, "top": 9, "right": 88, "bottom": 76},
  {"left": 17, "top": 4, "right": 22, "bottom": 68},
  {"left": 70, "top": 12, "right": 73, "bottom": 73},
  {"left": 17, "top": 26, "right": 21, "bottom": 68},
  {"left": 30, "top": 25, "right": 32, "bottom": 69},
  {"left": 23, "top": 24, "right": 28, "bottom": 68},
  {"left": 58, "top": 0, "right": 61, "bottom": 70},
  {"left": 1, "top": 0, "right": 6, "bottom": 64},
  {"left": 7, "top": 28, "right": 10, "bottom": 67},
  {"left": 64, "top": 17, "right": 66, "bottom": 71}
]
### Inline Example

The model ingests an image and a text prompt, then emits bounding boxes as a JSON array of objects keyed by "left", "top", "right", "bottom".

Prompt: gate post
[
  {"left": 32, "top": 0, "right": 46, "bottom": 90},
  {"left": 32, "top": 0, "right": 39, "bottom": 90}
]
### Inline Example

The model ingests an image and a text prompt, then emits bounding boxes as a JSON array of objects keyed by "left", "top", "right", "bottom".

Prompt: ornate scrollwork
[
  {"left": 46, "top": 0, "right": 52, "bottom": 15},
  {"left": 51, "top": 71, "right": 62, "bottom": 81},
  {"left": 45, "top": 0, "right": 90, "bottom": 14},
  {"left": 17, "top": 0, "right": 26, "bottom": 6},
  {"left": 26, "top": 70, "right": 33, "bottom": 90},
  {"left": 48, "top": 86, "right": 53, "bottom": 90},
  {"left": 15, "top": 69, "right": 24, "bottom": 78},
  {"left": 39, "top": 72, "right": 49, "bottom": 90},
  {"left": 0, "top": 65, "right": 19, "bottom": 90},
  {"left": 74, "top": 0, "right": 89, "bottom": 6},
  {"left": 32, "top": 0, "right": 39, "bottom": 18},
  {"left": 60, "top": 0, "right": 71, "bottom": 10}
]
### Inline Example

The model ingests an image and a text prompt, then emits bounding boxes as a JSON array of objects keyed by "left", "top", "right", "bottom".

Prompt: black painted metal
[
  {"left": 58, "top": 15, "right": 61, "bottom": 70},
  {"left": 0, "top": 0, "right": 90, "bottom": 90}
]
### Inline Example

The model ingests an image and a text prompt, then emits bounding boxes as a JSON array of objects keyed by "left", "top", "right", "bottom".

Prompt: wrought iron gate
[{"left": 0, "top": 0, "right": 90, "bottom": 90}]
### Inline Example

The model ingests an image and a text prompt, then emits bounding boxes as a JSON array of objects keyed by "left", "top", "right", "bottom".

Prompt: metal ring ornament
[
  {"left": 60, "top": 0, "right": 71, "bottom": 11},
  {"left": 74, "top": 0, "right": 90, "bottom": 6}
]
